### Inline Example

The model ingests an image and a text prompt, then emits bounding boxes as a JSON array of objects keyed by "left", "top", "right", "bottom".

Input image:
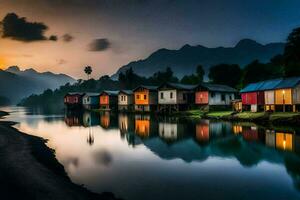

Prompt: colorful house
[
  {"left": 194, "top": 83, "right": 237, "bottom": 110},
  {"left": 133, "top": 85, "right": 158, "bottom": 112},
  {"left": 241, "top": 77, "right": 300, "bottom": 112},
  {"left": 99, "top": 90, "right": 119, "bottom": 110},
  {"left": 64, "top": 92, "right": 85, "bottom": 109},
  {"left": 158, "top": 82, "right": 196, "bottom": 112},
  {"left": 118, "top": 90, "right": 134, "bottom": 111},
  {"left": 82, "top": 93, "right": 100, "bottom": 109},
  {"left": 274, "top": 77, "right": 300, "bottom": 112}
]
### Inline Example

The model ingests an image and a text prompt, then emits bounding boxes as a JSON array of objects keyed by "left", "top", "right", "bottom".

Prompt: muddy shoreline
[{"left": 0, "top": 111, "right": 122, "bottom": 200}]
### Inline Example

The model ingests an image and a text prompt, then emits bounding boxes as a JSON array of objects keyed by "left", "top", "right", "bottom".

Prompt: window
[
  {"left": 144, "top": 94, "right": 147, "bottom": 100},
  {"left": 160, "top": 92, "right": 164, "bottom": 99},
  {"left": 211, "top": 92, "right": 215, "bottom": 98},
  {"left": 170, "top": 92, "right": 173, "bottom": 99},
  {"left": 137, "top": 94, "right": 140, "bottom": 99},
  {"left": 221, "top": 94, "right": 226, "bottom": 101}
]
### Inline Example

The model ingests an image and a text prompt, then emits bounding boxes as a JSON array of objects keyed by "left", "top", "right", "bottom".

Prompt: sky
[{"left": 1, "top": 0, "right": 300, "bottom": 79}]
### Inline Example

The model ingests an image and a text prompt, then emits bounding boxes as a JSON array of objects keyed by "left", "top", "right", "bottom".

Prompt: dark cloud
[
  {"left": 88, "top": 38, "right": 111, "bottom": 51},
  {"left": 62, "top": 34, "right": 74, "bottom": 42},
  {"left": 49, "top": 35, "right": 58, "bottom": 41},
  {"left": 1, "top": 13, "right": 55, "bottom": 42}
]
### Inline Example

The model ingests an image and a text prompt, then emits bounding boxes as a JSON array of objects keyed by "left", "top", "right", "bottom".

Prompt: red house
[
  {"left": 64, "top": 92, "right": 85, "bottom": 109},
  {"left": 240, "top": 82, "right": 266, "bottom": 112}
]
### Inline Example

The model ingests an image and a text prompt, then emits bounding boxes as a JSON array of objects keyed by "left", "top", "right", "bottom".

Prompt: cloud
[
  {"left": 1, "top": 13, "right": 55, "bottom": 42},
  {"left": 57, "top": 59, "right": 67, "bottom": 65},
  {"left": 88, "top": 38, "right": 111, "bottom": 51},
  {"left": 62, "top": 34, "right": 74, "bottom": 42},
  {"left": 49, "top": 35, "right": 58, "bottom": 41}
]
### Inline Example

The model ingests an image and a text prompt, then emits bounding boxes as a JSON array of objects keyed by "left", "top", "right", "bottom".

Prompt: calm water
[{"left": 1, "top": 106, "right": 300, "bottom": 200}]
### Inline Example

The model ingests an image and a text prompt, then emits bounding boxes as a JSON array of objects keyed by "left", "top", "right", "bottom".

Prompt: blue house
[{"left": 82, "top": 93, "right": 100, "bottom": 109}]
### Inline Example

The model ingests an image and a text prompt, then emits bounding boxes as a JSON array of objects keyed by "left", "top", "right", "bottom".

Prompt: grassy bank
[{"left": 177, "top": 109, "right": 300, "bottom": 126}]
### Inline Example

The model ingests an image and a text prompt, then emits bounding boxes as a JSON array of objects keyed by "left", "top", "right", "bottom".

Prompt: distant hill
[
  {"left": 0, "top": 66, "right": 75, "bottom": 104},
  {"left": 112, "top": 39, "right": 285, "bottom": 79}
]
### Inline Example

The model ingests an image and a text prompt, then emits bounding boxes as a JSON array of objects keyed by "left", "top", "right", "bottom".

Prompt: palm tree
[{"left": 84, "top": 66, "right": 92, "bottom": 79}]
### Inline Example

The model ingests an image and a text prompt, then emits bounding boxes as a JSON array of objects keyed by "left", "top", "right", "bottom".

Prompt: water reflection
[{"left": 2, "top": 106, "right": 300, "bottom": 200}]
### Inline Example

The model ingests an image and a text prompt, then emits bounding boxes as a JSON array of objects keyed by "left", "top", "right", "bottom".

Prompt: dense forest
[{"left": 19, "top": 27, "right": 300, "bottom": 110}]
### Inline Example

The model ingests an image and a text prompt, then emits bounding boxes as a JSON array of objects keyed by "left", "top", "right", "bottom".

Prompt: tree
[
  {"left": 242, "top": 60, "right": 282, "bottom": 86},
  {"left": 84, "top": 66, "right": 93, "bottom": 79},
  {"left": 180, "top": 74, "right": 199, "bottom": 84},
  {"left": 283, "top": 27, "right": 300, "bottom": 76},
  {"left": 180, "top": 65, "right": 205, "bottom": 84},
  {"left": 196, "top": 65, "right": 205, "bottom": 82},
  {"left": 209, "top": 64, "right": 242, "bottom": 87}
]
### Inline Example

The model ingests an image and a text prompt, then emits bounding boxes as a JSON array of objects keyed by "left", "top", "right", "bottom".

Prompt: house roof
[
  {"left": 274, "top": 77, "right": 300, "bottom": 89},
  {"left": 119, "top": 90, "right": 133, "bottom": 95},
  {"left": 83, "top": 93, "right": 100, "bottom": 97},
  {"left": 158, "top": 82, "right": 197, "bottom": 90},
  {"left": 199, "top": 83, "right": 238, "bottom": 93},
  {"left": 240, "top": 77, "right": 300, "bottom": 93},
  {"left": 100, "top": 90, "right": 119, "bottom": 96},
  {"left": 133, "top": 85, "right": 158, "bottom": 92},
  {"left": 66, "top": 92, "right": 85, "bottom": 96}
]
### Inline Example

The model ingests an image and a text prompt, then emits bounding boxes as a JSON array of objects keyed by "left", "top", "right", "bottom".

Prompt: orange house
[
  {"left": 99, "top": 90, "right": 119, "bottom": 110},
  {"left": 133, "top": 85, "right": 158, "bottom": 112}
]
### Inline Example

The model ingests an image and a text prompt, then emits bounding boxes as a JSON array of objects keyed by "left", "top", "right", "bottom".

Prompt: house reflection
[
  {"left": 276, "top": 132, "right": 293, "bottom": 151},
  {"left": 242, "top": 126, "right": 259, "bottom": 141},
  {"left": 265, "top": 130, "right": 276, "bottom": 148},
  {"left": 196, "top": 120, "right": 210, "bottom": 143},
  {"left": 83, "top": 111, "right": 99, "bottom": 127},
  {"left": 265, "top": 129, "right": 297, "bottom": 152},
  {"left": 64, "top": 112, "right": 83, "bottom": 127},
  {"left": 194, "top": 121, "right": 232, "bottom": 144},
  {"left": 135, "top": 115, "right": 151, "bottom": 138},
  {"left": 159, "top": 122, "right": 178, "bottom": 141},
  {"left": 118, "top": 114, "right": 134, "bottom": 137},
  {"left": 233, "top": 125, "right": 243, "bottom": 135},
  {"left": 100, "top": 112, "right": 110, "bottom": 129}
]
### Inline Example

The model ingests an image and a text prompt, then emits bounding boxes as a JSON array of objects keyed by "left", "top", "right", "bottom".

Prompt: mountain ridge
[
  {"left": 112, "top": 39, "right": 285, "bottom": 79},
  {"left": 1, "top": 67, "right": 76, "bottom": 104}
]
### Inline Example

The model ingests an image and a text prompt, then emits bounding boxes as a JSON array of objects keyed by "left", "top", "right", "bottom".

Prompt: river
[{"left": 1, "top": 106, "right": 300, "bottom": 200}]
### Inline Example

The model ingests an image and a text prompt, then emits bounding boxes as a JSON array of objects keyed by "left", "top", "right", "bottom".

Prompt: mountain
[
  {"left": 0, "top": 67, "right": 75, "bottom": 104},
  {"left": 112, "top": 39, "right": 285, "bottom": 79}
]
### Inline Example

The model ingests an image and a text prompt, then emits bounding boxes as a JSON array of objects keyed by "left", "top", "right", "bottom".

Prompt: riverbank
[
  {"left": 0, "top": 111, "right": 122, "bottom": 200},
  {"left": 178, "top": 110, "right": 300, "bottom": 126}
]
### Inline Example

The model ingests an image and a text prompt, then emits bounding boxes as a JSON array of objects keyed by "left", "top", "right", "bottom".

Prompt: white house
[{"left": 118, "top": 90, "right": 134, "bottom": 111}]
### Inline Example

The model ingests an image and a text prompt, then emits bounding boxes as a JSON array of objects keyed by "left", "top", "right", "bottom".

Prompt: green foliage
[
  {"left": 19, "top": 76, "right": 120, "bottom": 108},
  {"left": 283, "top": 27, "right": 300, "bottom": 77},
  {"left": 242, "top": 60, "right": 283, "bottom": 86},
  {"left": 209, "top": 64, "right": 242, "bottom": 87},
  {"left": 180, "top": 64, "right": 205, "bottom": 84}
]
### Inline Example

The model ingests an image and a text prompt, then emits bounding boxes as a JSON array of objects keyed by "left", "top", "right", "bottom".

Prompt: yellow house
[
  {"left": 275, "top": 89, "right": 292, "bottom": 105},
  {"left": 133, "top": 85, "right": 158, "bottom": 112}
]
